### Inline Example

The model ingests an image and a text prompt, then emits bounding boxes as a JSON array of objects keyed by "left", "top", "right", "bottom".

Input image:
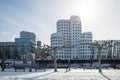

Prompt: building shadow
[
  {"left": 30, "top": 71, "right": 54, "bottom": 79},
  {"left": 64, "top": 69, "right": 70, "bottom": 73},
  {"left": 100, "top": 72, "right": 111, "bottom": 80}
]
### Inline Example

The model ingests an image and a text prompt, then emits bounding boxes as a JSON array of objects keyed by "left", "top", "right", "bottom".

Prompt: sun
[{"left": 72, "top": 0, "right": 97, "bottom": 21}]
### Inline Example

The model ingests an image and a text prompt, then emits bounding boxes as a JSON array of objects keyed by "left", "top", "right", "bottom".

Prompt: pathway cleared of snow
[{"left": 0, "top": 68, "right": 120, "bottom": 80}]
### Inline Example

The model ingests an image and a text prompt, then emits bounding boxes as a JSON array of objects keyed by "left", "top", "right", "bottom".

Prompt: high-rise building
[
  {"left": 20, "top": 31, "right": 36, "bottom": 42},
  {"left": 0, "top": 31, "right": 38, "bottom": 60},
  {"left": 51, "top": 15, "right": 93, "bottom": 60},
  {"left": 15, "top": 31, "right": 36, "bottom": 59}
]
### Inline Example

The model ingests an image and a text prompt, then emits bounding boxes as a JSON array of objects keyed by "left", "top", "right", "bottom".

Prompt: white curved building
[
  {"left": 51, "top": 15, "right": 93, "bottom": 60},
  {"left": 78, "top": 32, "right": 93, "bottom": 60}
]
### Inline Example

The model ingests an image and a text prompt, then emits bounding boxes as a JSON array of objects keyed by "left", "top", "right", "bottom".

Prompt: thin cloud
[
  {"left": 0, "top": 31, "right": 10, "bottom": 36},
  {"left": 0, "top": 31, "right": 16, "bottom": 42},
  {"left": 0, "top": 15, "right": 22, "bottom": 27}
]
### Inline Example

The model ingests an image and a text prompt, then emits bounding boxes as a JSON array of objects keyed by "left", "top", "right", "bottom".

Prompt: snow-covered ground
[{"left": 0, "top": 68, "right": 120, "bottom": 80}]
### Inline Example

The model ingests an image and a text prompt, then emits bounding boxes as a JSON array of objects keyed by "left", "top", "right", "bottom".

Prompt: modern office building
[
  {"left": 15, "top": 31, "right": 36, "bottom": 59},
  {"left": 20, "top": 31, "right": 36, "bottom": 42},
  {"left": 51, "top": 15, "right": 93, "bottom": 60},
  {"left": 0, "top": 31, "right": 38, "bottom": 60}
]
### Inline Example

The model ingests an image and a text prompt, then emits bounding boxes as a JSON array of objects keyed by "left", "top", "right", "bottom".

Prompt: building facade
[
  {"left": 51, "top": 15, "right": 120, "bottom": 60},
  {"left": 20, "top": 31, "right": 36, "bottom": 42},
  {"left": 0, "top": 42, "right": 16, "bottom": 59},
  {"left": 15, "top": 31, "right": 36, "bottom": 60},
  {"left": 93, "top": 40, "right": 120, "bottom": 60},
  {"left": 51, "top": 15, "right": 93, "bottom": 60},
  {"left": 78, "top": 32, "right": 93, "bottom": 60},
  {"left": 0, "top": 31, "right": 40, "bottom": 60}
]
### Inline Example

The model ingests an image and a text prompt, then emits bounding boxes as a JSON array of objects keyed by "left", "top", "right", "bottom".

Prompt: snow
[{"left": 0, "top": 68, "right": 120, "bottom": 80}]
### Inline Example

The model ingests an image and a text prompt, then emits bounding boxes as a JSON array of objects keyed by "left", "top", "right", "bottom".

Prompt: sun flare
[{"left": 72, "top": 0, "right": 96, "bottom": 21}]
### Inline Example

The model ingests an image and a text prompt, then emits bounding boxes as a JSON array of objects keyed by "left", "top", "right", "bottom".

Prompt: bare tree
[
  {"left": 82, "top": 41, "right": 112, "bottom": 72},
  {"left": 44, "top": 44, "right": 74, "bottom": 72},
  {"left": 0, "top": 45, "right": 10, "bottom": 71}
]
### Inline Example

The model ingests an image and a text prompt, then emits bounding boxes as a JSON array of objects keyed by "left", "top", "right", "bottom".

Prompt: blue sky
[{"left": 0, "top": 0, "right": 120, "bottom": 45}]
